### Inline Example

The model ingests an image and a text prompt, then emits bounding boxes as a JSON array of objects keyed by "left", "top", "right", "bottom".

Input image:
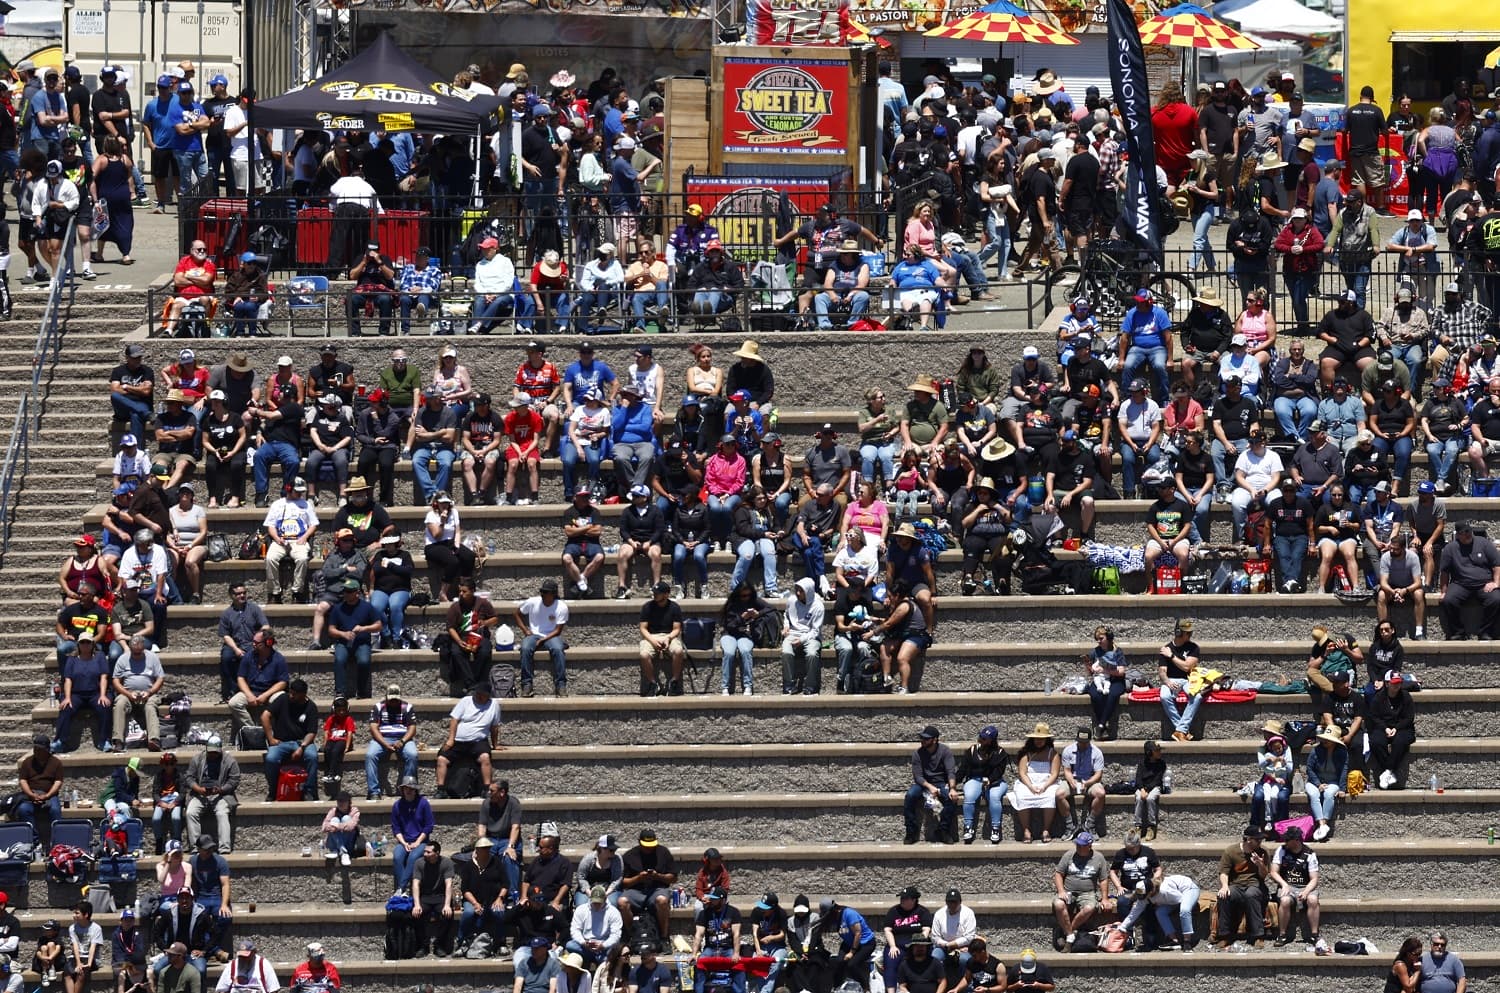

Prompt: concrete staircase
[
  {"left": 0, "top": 285, "right": 147, "bottom": 757},
  {"left": 8, "top": 319, "right": 1500, "bottom": 992}
]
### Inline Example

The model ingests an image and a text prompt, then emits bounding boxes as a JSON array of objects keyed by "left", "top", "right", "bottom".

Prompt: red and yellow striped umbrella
[
  {"left": 1138, "top": 2, "right": 1260, "bottom": 49},
  {"left": 923, "top": 0, "right": 1080, "bottom": 45},
  {"left": 847, "top": 17, "right": 894, "bottom": 48}
]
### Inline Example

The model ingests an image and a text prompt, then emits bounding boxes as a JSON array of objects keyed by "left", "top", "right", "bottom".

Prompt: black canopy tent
[{"left": 253, "top": 32, "right": 503, "bottom": 134}]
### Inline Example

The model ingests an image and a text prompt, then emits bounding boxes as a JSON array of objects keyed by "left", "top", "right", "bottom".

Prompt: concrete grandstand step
[
  {"left": 46, "top": 638, "right": 1500, "bottom": 704},
  {"left": 0, "top": 841, "right": 1491, "bottom": 909},
  {"left": 22, "top": 789, "right": 1500, "bottom": 848},
  {"left": 29, "top": 689, "right": 1495, "bottom": 745},
  {"left": 9, "top": 895, "right": 1496, "bottom": 965},
  {"left": 66, "top": 594, "right": 1439, "bottom": 653},
  {"left": 47, "top": 737, "right": 1498, "bottom": 803}
]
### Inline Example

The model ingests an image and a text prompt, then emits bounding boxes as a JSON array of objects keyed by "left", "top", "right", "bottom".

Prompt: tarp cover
[{"left": 253, "top": 33, "right": 502, "bottom": 133}]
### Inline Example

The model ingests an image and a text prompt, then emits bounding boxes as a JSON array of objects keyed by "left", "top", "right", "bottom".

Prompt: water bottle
[
  {"left": 1488, "top": 825, "right": 1495, "bottom": 845},
  {"left": 1162, "top": 767, "right": 1174, "bottom": 793},
  {"left": 1430, "top": 773, "right": 1441, "bottom": 793},
  {"left": 1291, "top": 770, "right": 1305, "bottom": 795},
  {"left": 1043, "top": 677, "right": 1053, "bottom": 695}
]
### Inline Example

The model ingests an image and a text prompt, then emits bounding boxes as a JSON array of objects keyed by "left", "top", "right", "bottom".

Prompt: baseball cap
[
  {"left": 1022, "top": 345, "right": 1039, "bottom": 359},
  {"left": 1074, "top": 831, "right": 1095, "bottom": 845},
  {"left": 616, "top": 136, "right": 636, "bottom": 150},
  {"left": 177, "top": 81, "right": 194, "bottom": 93},
  {"left": 1407, "top": 209, "right": 1424, "bottom": 221},
  {"left": 1418, "top": 480, "right": 1436, "bottom": 495},
  {"left": 1133, "top": 288, "right": 1152, "bottom": 302},
  {"left": 157, "top": 74, "right": 175, "bottom": 88},
  {"left": 210, "top": 74, "right": 229, "bottom": 87},
  {"left": 1445, "top": 280, "right": 1461, "bottom": 294},
  {"left": 1385, "top": 670, "right": 1404, "bottom": 684},
  {"left": 1019, "top": 950, "right": 1038, "bottom": 974}
]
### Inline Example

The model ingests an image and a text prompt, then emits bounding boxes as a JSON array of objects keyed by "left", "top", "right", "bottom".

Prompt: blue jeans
[
  {"left": 1305, "top": 782, "right": 1338, "bottom": 821},
  {"left": 692, "top": 290, "right": 734, "bottom": 314},
  {"left": 1426, "top": 437, "right": 1460, "bottom": 483},
  {"left": 1393, "top": 343, "right": 1424, "bottom": 382},
  {"left": 1274, "top": 396, "right": 1318, "bottom": 441},
  {"left": 1371, "top": 436, "right": 1413, "bottom": 487},
  {"left": 1285, "top": 271, "right": 1316, "bottom": 329},
  {"left": 230, "top": 299, "right": 261, "bottom": 337},
  {"left": 961, "top": 778, "right": 1008, "bottom": 832},
  {"left": 530, "top": 292, "right": 571, "bottom": 332},
  {"left": 369, "top": 589, "right": 410, "bottom": 642},
  {"left": 55, "top": 694, "right": 111, "bottom": 750},
  {"left": 172, "top": 147, "right": 207, "bottom": 193},
  {"left": 151, "top": 803, "right": 182, "bottom": 849},
  {"left": 413, "top": 447, "right": 456, "bottom": 502},
  {"left": 325, "top": 828, "right": 357, "bottom": 855},
  {"left": 348, "top": 292, "right": 395, "bottom": 335},
  {"left": 364, "top": 739, "right": 418, "bottom": 795},
  {"left": 459, "top": 903, "right": 504, "bottom": 943},
  {"left": 16, "top": 795, "right": 61, "bottom": 837},
  {"left": 253, "top": 440, "right": 300, "bottom": 497},
  {"left": 1341, "top": 263, "right": 1371, "bottom": 310},
  {"left": 1119, "top": 441, "right": 1161, "bottom": 494},
  {"left": 472, "top": 293, "right": 514, "bottom": 332},
  {"left": 977, "top": 216, "right": 1012, "bottom": 279},
  {"left": 1273, "top": 534, "right": 1309, "bottom": 587},
  {"left": 1124, "top": 345, "right": 1170, "bottom": 401},
  {"left": 860, "top": 442, "right": 897, "bottom": 481},
  {"left": 949, "top": 250, "right": 988, "bottom": 293},
  {"left": 1155, "top": 885, "right": 1200, "bottom": 939},
  {"left": 519, "top": 634, "right": 566, "bottom": 689},
  {"left": 393, "top": 842, "right": 422, "bottom": 890},
  {"left": 399, "top": 292, "right": 434, "bottom": 333},
  {"left": 792, "top": 531, "right": 827, "bottom": 582},
  {"left": 264, "top": 741, "right": 317, "bottom": 797},
  {"left": 111, "top": 393, "right": 153, "bottom": 440},
  {"left": 578, "top": 286, "right": 622, "bottom": 315},
  {"left": 332, "top": 641, "right": 372, "bottom": 698},
  {"left": 1234, "top": 262, "right": 1271, "bottom": 300},
  {"left": 814, "top": 289, "right": 871, "bottom": 329},
  {"left": 1158, "top": 684, "right": 1206, "bottom": 735},
  {"left": 1086, "top": 677, "right": 1128, "bottom": 730},
  {"left": 195, "top": 893, "right": 231, "bottom": 955},
  {"left": 707, "top": 494, "right": 740, "bottom": 542},
  {"left": 673, "top": 542, "right": 710, "bottom": 587},
  {"left": 560, "top": 437, "right": 609, "bottom": 497},
  {"left": 631, "top": 284, "right": 670, "bottom": 328},
  {"left": 902, "top": 783, "right": 957, "bottom": 836},
  {"left": 1190, "top": 210, "right": 1217, "bottom": 271},
  {"left": 719, "top": 634, "right": 754, "bottom": 693},
  {"left": 759, "top": 947, "right": 789, "bottom": 993},
  {"left": 1210, "top": 438, "right": 1242, "bottom": 483},
  {"left": 1181, "top": 488, "right": 1212, "bottom": 544},
  {"left": 772, "top": 491, "right": 794, "bottom": 529},
  {"left": 1249, "top": 781, "right": 1290, "bottom": 826},
  {"left": 733, "top": 538, "right": 778, "bottom": 591}
]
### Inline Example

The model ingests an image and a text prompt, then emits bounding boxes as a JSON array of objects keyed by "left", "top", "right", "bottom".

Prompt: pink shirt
[
  {"left": 704, "top": 452, "right": 748, "bottom": 497},
  {"left": 903, "top": 218, "right": 937, "bottom": 257},
  {"left": 1238, "top": 309, "right": 1270, "bottom": 348},
  {"left": 1164, "top": 398, "right": 1204, "bottom": 432},
  {"left": 843, "top": 498, "right": 889, "bottom": 538}
]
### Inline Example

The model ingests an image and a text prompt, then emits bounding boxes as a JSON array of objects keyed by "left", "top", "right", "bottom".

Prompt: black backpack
[
  {"left": 384, "top": 910, "right": 419, "bottom": 961},
  {"left": 750, "top": 610, "right": 782, "bottom": 649},
  {"left": 629, "top": 912, "right": 660, "bottom": 951}
]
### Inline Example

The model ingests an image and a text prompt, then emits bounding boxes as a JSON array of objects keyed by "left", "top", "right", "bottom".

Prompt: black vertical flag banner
[{"left": 1106, "top": 0, "right": 1164, "bottom": 260}]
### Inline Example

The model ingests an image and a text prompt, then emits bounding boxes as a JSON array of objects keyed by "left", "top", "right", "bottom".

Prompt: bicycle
[{"left": 1044, "top": 239, "right": 1195, "bottom": 326}]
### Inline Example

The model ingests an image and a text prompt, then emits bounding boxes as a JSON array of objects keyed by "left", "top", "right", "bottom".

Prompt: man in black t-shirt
[
  {"left": 1466, "top": 378, "right": 1500, "bottom": 470},
  {"left": 1046, "top": 431, "right": 1096, "bottom": 537},
  {"left": 952, "top": 938, "right": 1003, "bottom": 993},
  {"left": 881, "top": 885, "right": 931, "bottom": 986},
  {"left": 1060, "top": 135, "right": 1099, "bottom": 254},
  {"left": 1319, "top": 671, "right": 1366, "bottom": 763},
  {"left": 1342, "top": 86, "right": 1389, "bottom": 213},
  {"left": 201, "top": 74, "right": 235, "bottom": 195},
  {"left": 894, "top": 937, "right": 943, "bottom": 993},
  {"left": 307, "top": 344, "right": 355, "bottom": 408},
  {"left": 460, "top": 394, "right": 505, "bottom": 505},
  {"left": 1209, "top": 376, "right": 1259, "bottom": 484},
  {"left": 637, "top": 583, "right": 684, "bottom": 696},
  {"left": 1268, "top": 478, "right": 1315, "bottom": 592},
  {"left": 1019, "top": 152, "right": 1063, "bottom": 273},
  {"left": 1004, "top": 950, "right": 1054, "bottom": 992},
  {"left": 629, "top": 943, "right": 675, "bottom": 993},
  {"left": 110, "top": 344, "right": 156, "bottom": 442},
  {"left": 1198, "top": 82, "right": 1238, "bottom": 211},
  {"left": 457, "top": 837, "right": 507, "bottom": 952},
  {"left": 561, "top": 489, "right": 605, "bottom": 594},
  {"left": 618, "top": 828, "right": 677, "bottom": 940},
  {"left": 691, "top": 888, "right": 742, "bottom": 992},
  {"left": 260, "top": 678, "right": 319, "bottom": 800},
  {"left": 250, "top": 386, "right": 304, "bottom": 506},
  {"left": 63, "top": 66, "right": 92, "bottom": 162}
]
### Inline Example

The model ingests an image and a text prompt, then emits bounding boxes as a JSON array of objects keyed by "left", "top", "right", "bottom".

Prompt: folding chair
[
  {"left": 287, "top": 274, "right": 330, "bottom": 337},
  {"left": 50, "top": 818, "right": 95, "bottom": 852}
]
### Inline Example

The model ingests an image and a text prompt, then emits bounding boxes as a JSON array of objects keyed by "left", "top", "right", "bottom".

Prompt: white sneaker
[
  {"left": 721, "top": 688, "right": 730, "bottom": 696},
  {"left": 339, "top": 851, "right": 351, "bottom": 866},
  {"left": 1312, "top": 823, "right": 1330, "bottom": 841},
  {"left": 743, "top": 686, "right": 753, "bottom": 696},
  {"left": 324, "top": 850, "right": 337, "bottom": 861},
  {"left": 576, "top": 578, "right": 590, "bottom": 592},
  {"left": 1379, "top": 769, "right": 1396, "bottom": 789},
  {"left": 1413, "top": 625, "right": 1424, "bottom": 638}
]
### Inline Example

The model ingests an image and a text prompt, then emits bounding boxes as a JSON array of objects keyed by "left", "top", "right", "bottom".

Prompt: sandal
[
  {"left": 1021, "top": 833, "right": 1034, "bottom": 844},
  {"left": 1041, "top": 832, "right": 1052, "bottom": 843},
  {"left": 120, "top": 257, "right": 135, "bottom": 265}
]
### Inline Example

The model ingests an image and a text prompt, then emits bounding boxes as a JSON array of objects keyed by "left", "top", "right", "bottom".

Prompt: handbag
[{"left": 92, "top": 200, "right": 110, "bottom": 236}]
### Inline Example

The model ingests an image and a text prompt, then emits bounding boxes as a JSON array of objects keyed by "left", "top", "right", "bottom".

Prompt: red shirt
[
  {"left": 164, "top": 363, "right": 209, "bottom": 401},
  {"left": 173, "top": 256, "right": 217, "bottom": 299},
  {"left": 291, "top": 961, "right": 341, "bottom": 990},
  {"left": 1151, "top": 101, "right": 1200, "bottom": 183},
  {"left": 322, "top": 713, "right": 357, "bottom": 746},
  {"left": 515, "top": 359, "right": 561, "bottom": 400},
  {"left": 504, "top": 408, "right": 544, "bottom": 447}
]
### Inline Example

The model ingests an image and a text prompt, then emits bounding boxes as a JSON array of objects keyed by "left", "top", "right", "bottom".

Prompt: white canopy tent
[{"left": 1212, "top": 0, "right": 1340, "bottom": 38}]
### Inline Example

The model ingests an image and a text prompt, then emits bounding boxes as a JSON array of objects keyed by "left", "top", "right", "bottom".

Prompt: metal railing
[{"left": 0, "top": 218, "right": 78, "bottom": 563}]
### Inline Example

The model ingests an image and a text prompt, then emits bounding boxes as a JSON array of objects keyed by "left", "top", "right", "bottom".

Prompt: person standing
[{"left": 1343, "top": 86, "right": 1389, "bottom": 215}]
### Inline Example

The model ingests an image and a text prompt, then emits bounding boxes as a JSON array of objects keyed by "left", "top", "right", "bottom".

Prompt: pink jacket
[
  {"left": 704, "top": 452, "right": 747, "bottom": 496},
  {"left": 321, "top": 804, "right": 361, "bottom": 834}
]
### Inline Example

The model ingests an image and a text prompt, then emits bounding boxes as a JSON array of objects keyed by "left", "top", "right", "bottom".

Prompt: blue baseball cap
[
  {"left": 113, "top": 483, "right": 136, "bottom": 496},
  {"left": 209, "top": 74, "right": 229, "bottom": 87},
  {"left": 1250, "top": 86, "right": 1268, "bottom": 98},
  {"left": 177, "top": 81, "right": 194, "bottom": 94},
  {"left": 239, "top": 251, "right": 257, "bottom": 264},
  {"left": 1417, "top": 480, "right": 1436, "bottom": 495},
  {"left": 157, "top": 75, "right": 174, "bottom": 88}
]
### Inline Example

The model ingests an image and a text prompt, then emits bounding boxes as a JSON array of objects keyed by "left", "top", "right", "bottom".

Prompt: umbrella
[
  {"left": 1138, "top": 2, "right": 1259, "bottom": 49},
  {"left": 923, "top": 0, "right": 1080, "bottom": 45},
  {"left": 1484, "top": 44, "right": 1500, "bottom": 70},
  {"left": 847, "top": 17, "right": 894, "bottom": 49}
]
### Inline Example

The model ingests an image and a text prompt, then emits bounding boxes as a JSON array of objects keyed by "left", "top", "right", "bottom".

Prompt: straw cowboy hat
[
  {"left": 981, "top": 437, "right": 1015, "bottom": 461},
  {"left": 1260, "top": 719, "right": 1285, "bottom": 736},
  {"left": 1315, "top": 727, "right": 1346, "bottom": 747},
  {"left": 907, "top": 377, "right": 938, "bottom": 395},
  {"left": 1027, "top": 721, "right": 1054, "bottom": 739},
  {"left": 1034, "top": 70, "right": 1063, "bottom": 96},
  {"left": 894, "top": 522, "right": 919, "bottom": 539},
  {"left": 1193, "top": 286, "right": 1223, "bottom": 307},
  {"left": 972, "top": 476, "right": 1000, "bottom": 493},
  {"left": 733, "top": 341, "right": 763, "bottom": 362},
  {"left": 1256, "top": 149, "right": 1288, "bottom": 171}
]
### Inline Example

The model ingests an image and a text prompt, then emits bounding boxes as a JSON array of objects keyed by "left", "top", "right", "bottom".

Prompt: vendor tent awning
[
  {"left": 254, "top": 32, "right": 502, "bottom": 133},
  {"left": 1212, "top": 0, "right": 1340, "bottom": 37}
]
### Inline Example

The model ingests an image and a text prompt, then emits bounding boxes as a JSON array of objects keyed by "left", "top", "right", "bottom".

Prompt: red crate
[
  {"left": 376, "top": 209, "right": 426, "bottom": 263},
  {"left": 197, "top": 198, "right": 248, "bottom": 271},
  {"left": 296, "top": 207, "right": 334, "bottom": 266}
]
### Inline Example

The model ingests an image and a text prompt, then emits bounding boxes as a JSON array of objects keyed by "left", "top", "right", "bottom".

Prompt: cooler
[
  {"left": 196, "top": 198, "right": 248, "bottom": 271},
  {"left": 376, "top": 210, "right": 426, "bottom": 263},
  {"left": 296, "top": 207, "right": 334, "bottom": 266}
]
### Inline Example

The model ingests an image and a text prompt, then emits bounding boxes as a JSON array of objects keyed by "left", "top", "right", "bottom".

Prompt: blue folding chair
[
  {"left": 0, "top": 822, "right": 36, "bottom": 893},
  {"left": 100, "top": 817, "right": 144, "bottom": 855},
  {"left": 287, "top": 274, "right": 330, "bottom": 337},
  {"left": 50, "top": 818, "right": 95, "bottom": 852}
]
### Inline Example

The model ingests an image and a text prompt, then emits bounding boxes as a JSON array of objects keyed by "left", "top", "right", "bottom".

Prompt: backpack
[
  {"left": 488, "top": 663, "right": 518, "bottom": 700},
  {"left": 682, "top": 618, "right": 716, "bottom": 653},
  {"left": 238, "top": 529, "right": 267, "bottom": 560},
  {"left": 46, "top": 844, "right": 92, "bottom": 884},
  {"left": 206, "top": 534, "right": 232, "bottom": 562},
  {"left": 463, "top": 932, "right": 493, "bottom": 959},
  {"left": 629, "top": 911, "right": 660, "bottom": 951},
  {"left": 383, "top": 909, "right": 419, "bottom": 961},
  {"left": 1099, "top": 926, "right": 1130, "bottom": 953},
  {"left": 236, "top": 726, "right": 267, "bottom": 751},
  {"left": 749, "top": 610, "right": 782, "bottom": 649},
  {"left": 1157, "top": 194, "right": 1181, "bottom": 237},
  {"left": 1335, "top": 206, "right": 1376, "bottom": 265}
]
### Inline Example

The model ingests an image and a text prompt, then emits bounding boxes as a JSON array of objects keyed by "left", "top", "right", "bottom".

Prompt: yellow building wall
[{"left": 1346, "top": 0, "right": 1500, "bottom": 104}]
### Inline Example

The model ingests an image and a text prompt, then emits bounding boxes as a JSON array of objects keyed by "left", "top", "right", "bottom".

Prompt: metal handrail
[{"left": 0, "top": 218, "right": 79, "bottom": 562}]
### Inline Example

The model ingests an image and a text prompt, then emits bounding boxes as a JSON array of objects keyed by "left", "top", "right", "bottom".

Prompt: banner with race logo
[{"left": 682, "top": 176, "right": 832, "bottom": 263}]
